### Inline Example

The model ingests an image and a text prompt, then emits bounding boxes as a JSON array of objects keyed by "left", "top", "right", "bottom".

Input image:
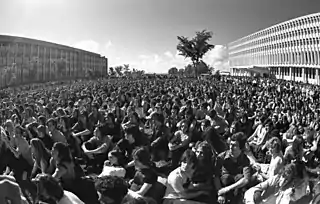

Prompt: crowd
[{"left": 0, "top": 76, "right": 319, "bottom": 204}]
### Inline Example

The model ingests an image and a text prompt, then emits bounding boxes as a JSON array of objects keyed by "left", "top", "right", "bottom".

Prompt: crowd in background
[{"left": 0, "top": 76, "right": 320, "bottom": 204}]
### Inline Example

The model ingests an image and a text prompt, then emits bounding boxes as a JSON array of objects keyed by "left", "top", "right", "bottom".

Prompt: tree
[
  {"left": 123, "top": 64, "right": 131, "bottom": 76},
  {"left": 213, "top": 70, "right": 221, "bottom": 81},
  {"left": 109, "top": 67, "right": 116, "bottom": 76},
  {"left": 196, "top": 60, "right": 210, "bottom": 75},
  {"left": 178, "top": 68, "right": 184, "bottom": 75},
  {"left": 177, "top": 30, "right": 215, "bottom": 77},
  {"left": 209, "top": 66, "right": 215, "bottom": 74},
  {"left": 168, "top": 67, "right": 178, "bottom": 75},
  {"left": 184, "top": 64, "right": 194, "bottom": 76},
  {"left": 114, "top": 66, "right": 123, "bottom": 76}
]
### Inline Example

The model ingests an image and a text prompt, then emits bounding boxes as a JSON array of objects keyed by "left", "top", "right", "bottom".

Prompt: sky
[{"left": 0, "top": 0, "right": 319, "bottom": 73}]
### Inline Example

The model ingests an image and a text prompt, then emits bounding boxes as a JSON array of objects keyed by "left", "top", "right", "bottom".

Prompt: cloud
[
  {"left": 127, "top": 45, "right": 229, "bottom": 73},
  {"left": 203, "top": 45, "right": 230, "bottom": 72},
  {"left": 164, "top": 51, "right": 174, "bottom": 58},
  {"left": 2, "top": 33, "right": 229, "bottom": 73},
  {"left": 73, "top": 40, "right": 100, "bottom": 53},
  {"left": 105, "top": 41, "right": 113, "bottom": 49}
]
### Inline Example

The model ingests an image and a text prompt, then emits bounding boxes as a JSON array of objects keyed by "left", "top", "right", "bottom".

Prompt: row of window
[
  {"left": 269, "top": 67, "right": 318, "bottom": 79},
  {"left": 230, "top": 50, "right": 320, "bottom": 66},
  {"left": 229, "top": 14, "right": 320, "bottom": 48},
  {"left": 230, "top": 39, "right": 320, "bottom": 56},
  {"left": 230, "top": 29, "right": 320, "bottom": 53},
  {"left": 231, "top": 25, "right": 320, "bottom": 50}
]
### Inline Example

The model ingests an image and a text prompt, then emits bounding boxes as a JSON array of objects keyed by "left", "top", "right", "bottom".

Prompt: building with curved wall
[
  {"left": 0, "top": 35, "right": 108, "bottom": 88},
  {"left": 228, "top": 13, "right": 320, "bottom": 84}
]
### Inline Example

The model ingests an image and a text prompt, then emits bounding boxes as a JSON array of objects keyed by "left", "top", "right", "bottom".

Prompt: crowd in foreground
[{"left": 0, "top": 76, "right": 320, "bottom": 204}]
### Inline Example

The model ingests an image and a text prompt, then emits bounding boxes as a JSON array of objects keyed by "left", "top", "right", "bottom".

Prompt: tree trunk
[{"left": 193, "top": 61, "right": 199, "bottom": 78}]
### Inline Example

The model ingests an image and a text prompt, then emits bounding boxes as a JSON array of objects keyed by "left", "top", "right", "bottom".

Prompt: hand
[
  {"left": 217, "top": 195, "right": 226, "bottom": 204},
  {"left": 218, "top": 187, "right": 230, "bottom": 196},
  {"left": 104, "top": 160, "right": 111, "bottom": 166},
  {"left": 254, "top": 164, "right": 262, "bottom": 173},
  {"left": 129, "top": 179, "right": 134, "bottom": 185}
]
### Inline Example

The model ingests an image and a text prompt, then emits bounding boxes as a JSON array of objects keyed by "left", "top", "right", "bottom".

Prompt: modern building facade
[
  {"left": 228, "top": 13, "right": 320, "bottom": 84},
  {"left": 0, "top": 35, "right": 108, "bottom": 88}
]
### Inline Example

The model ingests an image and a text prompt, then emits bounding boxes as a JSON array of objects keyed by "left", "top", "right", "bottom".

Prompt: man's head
[
  {"left": 33, "top": 174, "right": 64, "bottom": 201},
  {"left": 95, "top": 176, "right": 128, "bottom": 204},
  {"left": 229, "top": 132, "right": 246, "bottom": 157}
]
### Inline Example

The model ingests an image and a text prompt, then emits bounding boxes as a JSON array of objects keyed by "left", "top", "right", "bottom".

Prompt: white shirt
[
  {"left": 164, "top": 167, "right": 189, "bottom": 199},
  {"left": 267, "top": 154, "right": 283, "bottom": 178},
  {"left": 58, "top": 191, "right": 84, "bottom": 204}
]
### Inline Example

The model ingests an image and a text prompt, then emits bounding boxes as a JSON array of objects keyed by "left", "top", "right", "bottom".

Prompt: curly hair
[
  {"left": 94, "top": 176, "right": 128, "bottom": 203},
  {"left": 33, "top": 174, "right": 64, "bottom": 201}
]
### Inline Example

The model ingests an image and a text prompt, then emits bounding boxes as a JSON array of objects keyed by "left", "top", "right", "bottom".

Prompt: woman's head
[
  {"left": 30, "top": 138, "right": 50, "bottom": 161},
  {"left": 180, "top": 119, "right": 189, "bottom": 133},
  {"left": 194, "top": 141, "right": 213, "bottom": 161},
  {"left": 108, "top": 149, "right": 126, "bottom": 167},
  {"left": 47, "top": 118, "right": 57, "bottom": 132},
  {"left": 51, "top": 142, "right": 72, "bottom": 163},
  {"left": 303, "top": 127, "right": 315, "bottom": 142},
  {"left": 94, "top": 126, "right": 104, "bottom": 139},
  {"left": 132, "top": 147, "right": 151, "bottom": 169},
  {"left": 180, "top": 149, "right": 197, "bottom": 173},
  {"left": 279, "top": 163, "right": 297, "bottom": 187},
  {"left": 267, "top": 137, "right": 282, "bottom": 155}
]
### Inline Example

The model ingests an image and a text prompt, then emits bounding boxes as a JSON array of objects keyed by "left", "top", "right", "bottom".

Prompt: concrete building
[
  {"left": 0, "top": 35, "right": 108, "bottom": 88},
  {"left": 228, "top": 13, "right": 320, "bottom": 84}
]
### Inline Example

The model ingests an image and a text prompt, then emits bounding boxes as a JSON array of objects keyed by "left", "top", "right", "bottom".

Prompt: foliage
[
  {"left": 168, "top": 67, "right": 178, "bottom": 75},
  {"left": 196, "top": 61, "right": 210, "bottom": 75},
  {"left": 108, "top": 65, "right": 145, "bottom": 78},
  {"left": 209, "top": 66, "right": 215, "bottom": 74},
  {"left": 184, "top": 64, "right": 194, "bottom": 76},
  {"left": 213, "top": 70, "right": 221, "bottom": 80},
  {"left": 177, "top": 30, "right": 215, "bottom": 76},
  {"left": 114, "top": 66, "right": 123, "bottom": 76},
  {"left": 109, "top": 67, "right": 116, "bottom": 76}
]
